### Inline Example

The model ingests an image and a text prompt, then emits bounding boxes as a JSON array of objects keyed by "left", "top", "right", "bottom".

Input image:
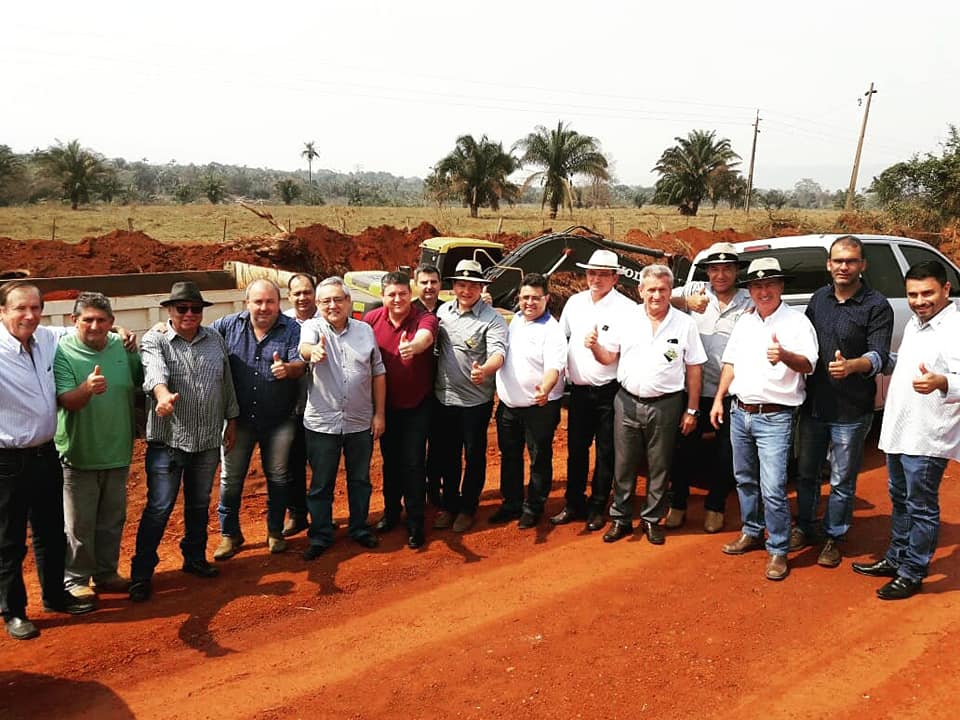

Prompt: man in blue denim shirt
[
  {"left": 793, "top": 236, "right": 893, "bottom": 568},
  {"left": 211, "top": 279, "right": 305, "bottom": 561}
]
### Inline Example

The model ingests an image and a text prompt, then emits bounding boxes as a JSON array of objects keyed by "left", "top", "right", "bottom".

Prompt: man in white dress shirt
[
  {"left": 853, "top": 261, "right": 960, "bottom": 600},
  {"left": 710, "top": 258, "right": 819, "bottom": 581}
]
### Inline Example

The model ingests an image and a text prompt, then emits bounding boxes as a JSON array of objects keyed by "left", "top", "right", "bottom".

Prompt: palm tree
[
  {"left": 35, "top": 139, "right": 109, "bottom": 210},
  {"left": 652, "top": 130, "right": 740, "bottom": 216},
  {"left": 513, "top": 121, "right": 609, "bottom": 219},
  {"left": 434, "top": 135, "right": 519, "bottom": 218},
  {"left": 301, "top": 141, "right": 320, "bottom": 184}
]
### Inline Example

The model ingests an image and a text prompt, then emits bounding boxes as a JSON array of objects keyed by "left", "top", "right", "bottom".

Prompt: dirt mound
[{"left": 624, "top": 227, "right": 758, "bottom": 258}]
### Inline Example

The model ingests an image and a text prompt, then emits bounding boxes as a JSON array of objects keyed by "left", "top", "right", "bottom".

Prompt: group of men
[{"left": 2, "top": 235, "right": 958, "bottom": 642}]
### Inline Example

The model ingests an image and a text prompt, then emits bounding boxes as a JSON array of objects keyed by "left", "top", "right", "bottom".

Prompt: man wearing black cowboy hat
[
  {"left": 709, "top": 258, "right": 818, "bottom": 581},
  {"left": 128, "top": 281, "right": 239, "bottom": 602}
]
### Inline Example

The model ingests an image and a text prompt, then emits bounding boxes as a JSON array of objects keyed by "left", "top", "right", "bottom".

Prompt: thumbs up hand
[
  {"left": 828, "top": 349, "right": 850, "bottom": 379},
  {"left": 470, "top": 361, "right": 485, "bottom": 385},
  {"left": 312, "top": 334, "right": 327, "bottom": 363},
  {"left": 271, "top": 350, "right": 288, "bottom": 379},
  {"left": 156, "top": 391, "right": 179, "bottom": 417},
  {"left": 86, "top": 364, "right": 107, "bottom": 395},
  {"left": 584, "top": 324, "right": 599, "bottom": 349},
  {"left": 398, "top": 330, "right": 414, "bottom": 361},
  {"left": 913, "top": 361, "right": 946, "bottom": 395},
  {"left": 686, "top": 286, "right": 709, "bottom": 314},
  {"left": 767, "top": 332, "right": 783, "bottom": 365}
]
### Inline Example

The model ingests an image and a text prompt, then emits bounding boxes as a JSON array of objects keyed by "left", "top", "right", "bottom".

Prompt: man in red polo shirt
[{"left": 363, "top": 271, "right": 439, "bottom": 549}]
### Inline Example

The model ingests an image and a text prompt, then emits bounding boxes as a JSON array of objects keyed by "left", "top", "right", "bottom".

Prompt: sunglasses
[{"left": 174, "top": 304, "right": 204, "bottom": 315}]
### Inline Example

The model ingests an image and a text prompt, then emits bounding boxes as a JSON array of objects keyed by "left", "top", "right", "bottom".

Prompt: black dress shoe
[
  {"left": 302, "top": 544, "right": 327, "bottom": 561},
  {"left": 550, "top": 506, "right": 586, "bottom": 525},
  {"left": 643, "top": 520, "right": 665, "bottom": 545},
  {"left": 181, "top": 559, "right": 220, "bottom": 578},
  {"left": 518, "top": 511, "right": 539, "bottom": 529},
  {"left": 488, "top": 507, "right": 522, "bottom": 524},
  {"left": 407, "top": 527, "right": 425, "bottom": 549},
  {"left": 852, "top": 558, "right": 899, "bottom": 578},
  {"left": 585, "top": 511, "right": 606, "bottom": 532},
  {"left": 43, "top": 595, "right": 96, "bottom": 615},
  {"left": 282, "top": 514, "right": 309, "bottom": 538},
  {"left": 374, "top": 515, "right": 399, "bottom": 533},
  {"left": 5, "top": 617, "right": 39, "bottom": 640},
  {"left": 603, "top": 521, "right": 634, "bottom": 543},
  {"left": 128, "top": 580, "right": 152, "bottom": 603},
  {"left": 877, "top": 575, "right": 922, "bottom": 600},
  {"left": 353, "top": 533, "right": 380, "bottom": 549}
]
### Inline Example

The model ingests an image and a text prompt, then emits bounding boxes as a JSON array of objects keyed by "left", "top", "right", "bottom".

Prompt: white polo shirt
[
  {"left": 496, "top": 310, "right": 567, "bottom": 408},
  {"left": 722, "top": 301, "right": 819, "bottom": 406},
  {"left": 879, "top": 302, "right": 960, "bottom": 461},
  {"left": 617, "top": 305, "right": 706, "bottom": 398},
  {"left": 560, "top": 288, "right": 636, "bottom": 386}
]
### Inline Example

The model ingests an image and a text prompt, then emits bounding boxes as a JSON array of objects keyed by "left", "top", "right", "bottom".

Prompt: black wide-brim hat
[
  {"left": 160, "top": 280, "right": 214, "bottom": 307},
  {"left": 696, "top": 242, "right": 748, "bottom": 268}
]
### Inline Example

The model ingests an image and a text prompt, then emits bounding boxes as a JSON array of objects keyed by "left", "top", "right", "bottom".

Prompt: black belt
[
  {"left": 0, "top": 440, "right": 57, "bottom": 457},
  {"left": 734, "top": 397, "right": 794, "bottom": 414},
  {"left": 619, "top": 387, "right": 682, "bottom": 403}
]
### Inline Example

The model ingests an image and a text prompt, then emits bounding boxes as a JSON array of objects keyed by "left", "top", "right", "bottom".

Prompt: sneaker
[
  {"left": 788, "top": 527, "right": 811, "bottom": 551},
  {"left": 267, "top": 534, "right": 287, "bottom": 554},
  {"left": 452, "top": 512, "right": 474, "bottom": 533},
  {"left": 213, "top": 534, "right": 245, "bottom": 561},
  {"left": 67, "top": 584, "right": 96, "bottom": 600},
  {"left": 817, "top": 538, "right": 842, "bottom": 568},
  {"left": 93, "top": 573, "right": 131, "bottom": 593},
  {"left": 433, "top": 510, "right": 454, "bottom": 530}
]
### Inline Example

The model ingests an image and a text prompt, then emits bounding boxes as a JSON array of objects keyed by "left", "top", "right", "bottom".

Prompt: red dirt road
[{"left": 1, "top": 418, "right": 958, "bottom": 720}]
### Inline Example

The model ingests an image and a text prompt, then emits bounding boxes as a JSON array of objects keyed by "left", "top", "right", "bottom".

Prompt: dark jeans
[
  {"left": 565, "top": 381, "right": 618, "bottom": 513},
  {"left": 435, "top": 400, "right": 494, "bottom": 515},
  {"left": 0, "top": 442, "right": 66, "bottom": 620},
  {"left": 885, "top": 453, "right": 948, "bottom": 582},
  {"left": 304, "top": 429, "right": 374, "bottom": 548},
  {"left": 131, "top": 444, "right": 220, "bottom": 581},
  {"left": 286, "top": 416, "right": 310, "bottom": 520},
  {"left": 496, "top": 399, "right": 562, "bottom": 516},
  {"left": 379, "top": 399, "right": 430, "bottom": 531},
  {"left": 671, "top": 395, "right": 735, "bottom": 513},
  {"left": 424, "top": 396, "right": 444, "bottom": 504}
]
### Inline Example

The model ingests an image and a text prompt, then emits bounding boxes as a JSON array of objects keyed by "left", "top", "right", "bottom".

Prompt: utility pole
[
  {"left": 745, "top": 110, "right": 761, "bottom": 214},
  {"left": 845, "top": 82, "right": 877, "bottom": 211}
]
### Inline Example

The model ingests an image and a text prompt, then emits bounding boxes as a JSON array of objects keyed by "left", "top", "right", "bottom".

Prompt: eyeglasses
[
  {"left": 174, "top": 304, "right": 204, "bottom": 315},
  {"left": 318, "top": 296, "right": 347, "bottom": 305},
  {"left": 518, "top": 294, "right": 546, "bottom": 303}
]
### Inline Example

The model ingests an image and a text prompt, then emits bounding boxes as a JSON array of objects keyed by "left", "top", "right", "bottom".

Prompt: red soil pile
[{"left": 624, "top": 227, "right": 758, "bottom": 257}]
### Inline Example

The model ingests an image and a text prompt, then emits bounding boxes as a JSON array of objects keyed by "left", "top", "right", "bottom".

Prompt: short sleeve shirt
[
  {"left": 560, "top": 288, "right": 636, "bottom": 386},
  {"left": 618, "top": 305, "right": 707, "bottom": 397}
]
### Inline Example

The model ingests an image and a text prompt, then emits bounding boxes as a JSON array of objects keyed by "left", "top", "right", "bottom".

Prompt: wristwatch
[{"left": 686, "top": 408, "right": 700, "bottom": 417}]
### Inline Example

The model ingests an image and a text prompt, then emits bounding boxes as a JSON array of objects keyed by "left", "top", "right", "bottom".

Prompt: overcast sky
[{"left": 5, "top": 0, "right": 957, "bottom": 191}]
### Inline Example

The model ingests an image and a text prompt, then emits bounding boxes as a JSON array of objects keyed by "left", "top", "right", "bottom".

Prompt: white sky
[{"left": 4, "top": 0, "right": 957, "bottom": 190}]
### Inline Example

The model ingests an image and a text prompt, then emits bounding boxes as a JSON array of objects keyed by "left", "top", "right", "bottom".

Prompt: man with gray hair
[
  {"left": 605, "top": 265, "right": 706, "bottom": 544},
  {"left": 54, "top": 292, "right": 143, "bottom": 600},
  {"left": 211, "top": 278, "right": 306, "bottom": 560},
  {"left": 299, "top": 276, "right": 386, "bottom": 558}
]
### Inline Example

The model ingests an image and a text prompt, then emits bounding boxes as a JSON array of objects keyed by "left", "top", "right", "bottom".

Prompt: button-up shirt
[
  {"left": 364, "top": 306, "right": 439, "bottom": 410},
  {"left": 212, "top": 311, "right": 302, "bottom": 430},
  {"left": 496, "top": 310, "right": 567, "bottom": 408},
  {"left": 803, "top": 282, "right": 893, "bottom": 421},
  {"left": 675, "top": 283, "right": 753, "bottom": 397},
  {"left": 301, "top": 317, "right": 385, "bottom": 434},
  {"left": 141, "top": 324, "right": 240, "bottom": 453},
  {"left": 560, "top": 288, "right": 636, "bottom": 386},
  {"left": 0, "top": 324, "right": 68, "bottom": 448},
  {"left": 722, "top": 301, "right": 819, "bottom": 406},
  {"left": 879, "top": 302, "right": 960, "bottom": 461},
  {"left": 618, "top": 305, "right": 706, "bottom": 398},
  {"left": 435, "top": 299, "right": 508, "bottom": 407}
]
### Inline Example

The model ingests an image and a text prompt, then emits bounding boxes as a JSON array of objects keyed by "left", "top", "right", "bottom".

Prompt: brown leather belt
[{"left": 734, "top": 397, "right": 793, "bottom": 414}]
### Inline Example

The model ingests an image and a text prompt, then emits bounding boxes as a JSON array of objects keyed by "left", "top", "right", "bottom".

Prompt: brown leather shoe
[
  {"left": 765, "top": 554, "right": 789, "bottom": 581},
  {"left": 451, "top": 512, "right": 474, "bottom": 533},
  {"left": 703, "top": 510, "right": 724, "bottom": 534},
  {"left": 433, "top": 510, "right": 454, "bottom": 530},
  {"left": 664, "top": 508, "right": 686, "bottom": 529},
  {"left": 722, "top": 533, "right": 763, "bottom": 555},
  {"left": 817, "top": 539, "right": 842, "bottom": 568},
  {"left": 788, "top": 526, "right": 811, "bottom": 551}
]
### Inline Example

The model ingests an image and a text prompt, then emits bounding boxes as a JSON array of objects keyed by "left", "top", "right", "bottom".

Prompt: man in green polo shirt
[{"left": 55, "top": 292, "right": 142, "bottom": 600}]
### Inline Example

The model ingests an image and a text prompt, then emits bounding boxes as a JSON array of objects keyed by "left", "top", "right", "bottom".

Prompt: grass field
[{"left": 0, "top": 203, "right": 858, "bottom": 244}]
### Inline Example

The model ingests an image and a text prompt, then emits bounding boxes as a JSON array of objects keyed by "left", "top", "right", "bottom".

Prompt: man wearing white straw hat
[{"left": 551, "top": 249, "right": 636, "bottom": 532}]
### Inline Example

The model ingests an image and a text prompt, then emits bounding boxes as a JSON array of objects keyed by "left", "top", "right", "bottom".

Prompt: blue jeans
[
  {"left": 884, "top": 453, "right": 947, "bottom": 582},
  {"left": 796, "top": 412, "right": 873, "bottom": 540},
  {"left": 304, "top": 429, "right": 374, "bottom": 547},
  {"left": 730, "top": 405, "right": 795, "bottom": 555},
  {"left": 218, "top": 418, "right": 295, "bottom": 537},
  {"left": 131, "top": 444, "right": 221, "bottom": 581}
]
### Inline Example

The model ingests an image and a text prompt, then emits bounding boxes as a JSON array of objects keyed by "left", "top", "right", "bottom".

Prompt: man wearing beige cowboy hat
[
  {"left": 709, "top": 258, "right": 818, "bottom": 581},
  {"left": 551, "top": 249, "right": 636, "bottom": 532},
  {"left": 667, "top": 242, "right": 753, "bottom": 533},
  {"left": 129, "top": 281, "right": 239, "bottom": 602},
  {"left": 432, "top": 259, "right": 508, "bottom": 533}
]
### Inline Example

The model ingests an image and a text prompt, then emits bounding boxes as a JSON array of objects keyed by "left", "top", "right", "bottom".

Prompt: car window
[
  {"left": 899, "top": 244, "right": 960, "bottom": 296},
  {"left": 862, "top": 243, "right": 906, "bottom": 298},
  {"left": 737, "top": 247, "right": 830, "bottom": 294}
]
